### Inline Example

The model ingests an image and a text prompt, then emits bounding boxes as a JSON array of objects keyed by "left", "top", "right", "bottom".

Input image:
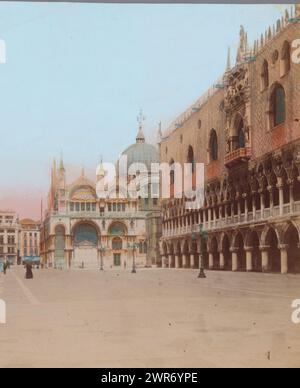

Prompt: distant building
[
  {"left": 0, "top": 210, "right": 19, "bottom": 264},
  {"left": 19, "top": 219, "right": 41, "bottom": 262},
  {"left": 41, "top": 123, "right": 161, "bottom": 270}
]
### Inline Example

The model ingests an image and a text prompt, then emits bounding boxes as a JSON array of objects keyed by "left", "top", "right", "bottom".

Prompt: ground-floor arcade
[{"left": 160, "top": 220, "right": 300, "bottom": 274}]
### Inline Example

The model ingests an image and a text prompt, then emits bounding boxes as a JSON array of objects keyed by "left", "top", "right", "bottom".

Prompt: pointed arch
[
  {"left": 261, "top": 59, "right": 269, "bottom": 90},
  {"left": 280, "top": 40, "right": 291, "bottom": 77},
  {"left": 209, "top": 129, "right": 219, "bottom": 162}
]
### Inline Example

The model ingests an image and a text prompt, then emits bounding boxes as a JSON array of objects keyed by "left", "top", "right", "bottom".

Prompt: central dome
[{"left": 121, "top": 127, "right": 159, "bottom": 170}]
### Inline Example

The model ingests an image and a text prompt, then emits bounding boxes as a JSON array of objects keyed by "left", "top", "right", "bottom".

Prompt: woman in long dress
[{"left": 25, "top": 263, "right": 33, "bottom": 279}]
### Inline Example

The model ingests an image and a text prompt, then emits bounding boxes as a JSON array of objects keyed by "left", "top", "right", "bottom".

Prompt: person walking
[{"left": 25, "top": 263, "right": 33, "bottom": 279}]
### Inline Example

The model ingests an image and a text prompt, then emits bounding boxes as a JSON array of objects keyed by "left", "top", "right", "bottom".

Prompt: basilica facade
[
  {"left": 159, "top": 6, "right": 300, "bottom": 274},
  {"left": 40, "top": 127, "right": 161, "bottom": 270}
]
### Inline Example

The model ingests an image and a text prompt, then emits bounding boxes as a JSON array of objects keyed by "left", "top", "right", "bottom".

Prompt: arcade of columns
[{"left": 161, "top": 146, "right": 300, "bottom": 274}]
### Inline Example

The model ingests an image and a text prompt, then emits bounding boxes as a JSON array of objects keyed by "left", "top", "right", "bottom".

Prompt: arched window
[
  {"left": 187, "top": 146, "right": 195, "bottom": 173},
  {"left": 280, "top": 41, "right": 291, "bottom": 77},
  {"left": 74, "top": 223, "right": 98, "bottom": 246},
  {"left": 270, "top": 84, "right": 286, "bottom": 127},
  {"left": 109, "top": 222, "right": 127, "bottom": 236},
  {"left": 237, "top": 121, "right": 246, "bottom": 149},
  {"left": 170, "top": 159, "right": 175, "bottom": 185},
  {"left": 261, "top": 60, "right": 269, "bottom": 90},
  {"left": 209, "top": 130, "right": 218, "bottom": 161},
  {"left": 112, "top": 237, "right": 122, "bottom": 250}
]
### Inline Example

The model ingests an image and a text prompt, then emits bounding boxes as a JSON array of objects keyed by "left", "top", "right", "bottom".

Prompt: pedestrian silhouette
[{"left": 25, "top": 263, "right": 33, "bottom": 279}]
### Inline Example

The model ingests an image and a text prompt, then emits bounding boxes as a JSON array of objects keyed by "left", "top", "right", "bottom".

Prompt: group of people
[
  {"left": 0, "top": 260, "right": 34, "bottom": 279},
  {"left": 0, "top": 261, "right": 10, "bottom": 275}
]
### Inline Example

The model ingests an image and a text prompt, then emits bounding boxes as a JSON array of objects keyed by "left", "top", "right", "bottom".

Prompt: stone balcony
[
  {"left": 162, "top": 200, "right": 300, "bottom": 238},
  {"left": 225, "top": 147, "right": 252, "bottom": 167}
]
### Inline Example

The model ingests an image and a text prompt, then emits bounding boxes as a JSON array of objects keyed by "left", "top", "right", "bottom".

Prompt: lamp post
[
  {"left": 192, "top": 224, "right": 208, "bottom": 279},
  {"left": 127, "top": 242, "right": 139, "bottom": 274},
  {"left": 99, "top": 246, "right": 106, "bottom": 271}
]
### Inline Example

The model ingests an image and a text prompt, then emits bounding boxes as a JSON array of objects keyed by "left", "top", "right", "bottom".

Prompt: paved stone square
[{"left": 0, "top": 266, "right": 300, "bottom": 368}]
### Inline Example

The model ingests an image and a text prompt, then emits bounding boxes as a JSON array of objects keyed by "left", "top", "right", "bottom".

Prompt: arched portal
[
  {"left": 252, "top": 232, "right": 262, "bottom": 272},
  {"left": 191, "top": 241, "right": 199, "bottom": 269},
  {"left": 54, "top": 225, "right": 65, "bottom": 269},
  {"left": 284, "top": 224, "right": 300, "bottom": 274},
  {"left": 211, "top": 237, "right": 220, "bottom": 269},
  {"left": 176, "top": 241, "right": 183, "bottom": 268},
  {"left": 169, "top": 242, "right": 175, "bottom": 268},
  {"left": 265, "top": 228, "right": 280, "bottom": 273},
  {"left": 235, "top": 233, "right": 246, "bottom": 271},
  {"left": 73, "top": 222, "right": 99, "bottom": 269},
  {"left": 183, "top": 240, "right": 190, "bottom": 268},
  {"left": 222, "top": 234, "right": 231, "bottom": 271}
]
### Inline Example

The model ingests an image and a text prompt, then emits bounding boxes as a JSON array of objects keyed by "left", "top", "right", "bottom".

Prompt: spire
[
  {"left": 59, "top": 152, "right": 65, "bottom": 172},
  {"left": 157, "top": 122, "right": 163, "bottom": 144},
  {"left": 81, "top": 166, "right": 85, "bottom": 177},
  {"left": 226, "top": 46, "right": 231, "bottom": 71},
  {"left": 236, "top": 25, "right": 247, "bottom": 64},
  {"left": 97, "top": 156, "right": 105, "bottom": 178},
  {"left": 136, "top": 109, "right": 146, "bottom": 144}
]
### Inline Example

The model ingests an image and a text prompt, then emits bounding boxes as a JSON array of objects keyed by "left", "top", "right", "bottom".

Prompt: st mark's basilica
[{"left": 40, "top": 122, "right": 161, "bottom": 270}]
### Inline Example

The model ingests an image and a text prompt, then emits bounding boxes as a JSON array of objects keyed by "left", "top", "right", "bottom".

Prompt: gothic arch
[
  {"left": 245, "top": 229, "right": 262, "bottom": 247},
  {"left": 283, "top": 222, "right": 300, "bottom": 273},
  {"left": 71, "top": 220, "right": 101, "bottom": 238},
  {"left": 209, "top": 129, "right": 219, "bottom": 162},
  {"left": 282, "top": 221, "right": 300, "bottom": 242},
  {"left": 280, "top": 40, "right": 291, "bottom": 77},
  {"left": 52, "top": 222, "right": 67, "bottom": 235},
  {"left": 108, "top": 221, "right": 127, "bottom": 236},
  {"left": 260, "top": 59, "right": 269, "bottom": 90},
  {"left": 268, "top": 82, "right": 286, "bottom": 128},
  {"left": 231, "top": 230, "right": 246, "bottom": 249},
  {"left": 261, "top": 224, "right": 281, "bottom": 246}
]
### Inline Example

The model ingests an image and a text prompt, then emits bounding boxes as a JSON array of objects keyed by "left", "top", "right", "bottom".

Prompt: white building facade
[
  {"left": 0, "top": 210, "right": 19, "bottom": 264},
  {"left": 41, "top": 127, "right": 161, "bottom": 270}
]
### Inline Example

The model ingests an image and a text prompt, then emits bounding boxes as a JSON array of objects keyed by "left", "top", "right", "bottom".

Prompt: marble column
[
  {"left": 289, "top": 183, "right": 294, "bottom": 214},
  {"left": 279, "top": 244, "right": 288, "bottom": 275},
  {"left": 209, "top": 252, "right": 214, "bottom": 269},
  {"left": 190, "top": 254, "right": 195, "bottom": 269},
  {"left": 175, "top": 255, "right": 179, "bottom": 269},
  {"left": 278, "top": 182, "right": 284, "bottom": 216},
  {"left": 260, "top": 247, "right": 269, "bottom": 272},
  {"left": 182, "top": 254, "right": 187, "bottom": 268},
  {"left": 245, "top": 248, "right": 253, "bottom": 272},
  {"left": 231, "top": 248, "right": 238, "bottom": 272},
  {"left": 219, "top": 252, "right": 225, "bottom": 270}
]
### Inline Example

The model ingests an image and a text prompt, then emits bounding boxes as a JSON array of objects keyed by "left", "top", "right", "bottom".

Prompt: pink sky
[
  {"left": 0, "top": 164, "right": 96, "bottom": 220},
  {"left": 0, "top": 193, "right": 44, "bottom": 220}
]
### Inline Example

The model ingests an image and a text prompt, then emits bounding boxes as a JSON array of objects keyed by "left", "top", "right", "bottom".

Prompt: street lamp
[
  {"left": 127, "top": 242, "right": 139, "bottom": 274},
  {"left": 192, "top": 224, "right": 208, "bottom": 279},
  {"left": 99, "top": 246, "right": 106, "bottom": 271}
]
